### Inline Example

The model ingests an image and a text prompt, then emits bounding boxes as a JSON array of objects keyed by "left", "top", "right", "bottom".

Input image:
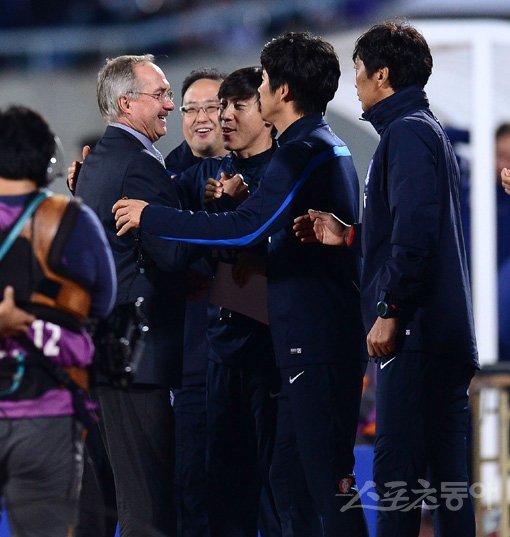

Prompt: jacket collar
[
  {"left": 362, "top": 86, "right": 430, "bottom": 136},
  {"left": 277, "top": 114, "right": 325, "bottom": 145}
]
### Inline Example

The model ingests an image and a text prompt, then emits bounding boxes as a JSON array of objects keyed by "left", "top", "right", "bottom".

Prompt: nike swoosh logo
[
  {"left": 269, "top": 392, "right": 280, "bottom": 399},
  {"left": 380, "top": 356, "right": 396, "bottom": 370},
  {"left": 289, "top": 371, "right": 305, "bottom": 384}
]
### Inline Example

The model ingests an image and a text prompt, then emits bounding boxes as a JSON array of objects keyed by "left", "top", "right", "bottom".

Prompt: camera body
[{"left": 90, "top": 297, "right": 149, "bottom": 389}]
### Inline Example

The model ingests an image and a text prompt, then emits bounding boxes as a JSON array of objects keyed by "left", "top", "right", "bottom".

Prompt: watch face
[{"left": 377, "top": 301, "right": 388, "bottom": 317}]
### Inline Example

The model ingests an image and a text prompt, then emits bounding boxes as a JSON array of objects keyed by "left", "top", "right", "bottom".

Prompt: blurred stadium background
[{"left": 0, "top": 0, "right": 508, "bottom": 191}]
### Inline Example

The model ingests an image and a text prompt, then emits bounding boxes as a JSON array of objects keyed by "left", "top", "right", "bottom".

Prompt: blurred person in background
[
  {"left": 502, "top": 166, "right": 510, "bottom": 194},
  {"left": 459, "top": 123, "right": 510, "bottom": 361},
  {"left": 0, "top": 104, "right": 116, "bottom": 537},
  {"left": 496, "top": 126, "right": 510, "bottom": 362}
]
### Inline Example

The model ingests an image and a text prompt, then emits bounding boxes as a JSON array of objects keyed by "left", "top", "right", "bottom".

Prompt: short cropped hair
[
  {"left": 352, "top": 22, "right": 433, "bottom": 91},
  {"left": 260, "top": 32, "right": 340, "bottom": 116},
  {"left": 0, "top": 105, "right": 55, "bottom": 187},
  {"left": 218, "top": 66, "right": 262, "bottom": 102},
  {"left": 181, "top": 68, "right": 227, "bottom": 101},
  {"left": 97, "top": 54, "right": 155, "bottom": 123}
]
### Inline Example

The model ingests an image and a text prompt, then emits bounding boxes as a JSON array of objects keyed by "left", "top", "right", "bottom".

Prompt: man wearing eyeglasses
[
  {"left": 165, "top": 68, "right": 227, "bottom": 175},
  {"left": 165, "top": 68, "right": 227, "bottom": 537},
  {"left": 75, "top": 54, "right": 193, "bottom": 537}
]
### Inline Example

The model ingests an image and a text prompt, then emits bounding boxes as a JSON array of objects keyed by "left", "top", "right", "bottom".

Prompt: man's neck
[
  {"left": 0, "top": 177, "right": 37, "bottom": 195},
  {"left": 235, "top": 138, "right": 273, "bottom": 159},
  {"left": 273, "top": 109, "right": 304, "bottom": 136}
]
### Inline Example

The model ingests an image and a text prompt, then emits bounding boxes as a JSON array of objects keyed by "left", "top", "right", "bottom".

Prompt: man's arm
[
  {"left": 0, "top": 286, "right": 35, "bottom": 339},
  {"left": 122, "top": 154, "right": 196, "bottom": 272},
  {"left": 363, "top": 122, "right": 443, "bottom": 357},
  {"left": 113, "top": 142, "right": 348, "bottom": 248},
  {"left": 68, "top": 204, "right": 117, "bottom": 318},
  {"left": 376, "top": 122, "right": 441, "bottom": 314}
]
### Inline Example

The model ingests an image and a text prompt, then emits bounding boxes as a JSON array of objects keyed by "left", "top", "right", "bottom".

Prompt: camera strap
[{"left": 0, "top": 190, "right": 50, "bottom": 262}]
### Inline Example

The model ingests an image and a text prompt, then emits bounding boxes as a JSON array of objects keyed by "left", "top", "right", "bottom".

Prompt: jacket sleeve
[
  {"left": 377, "top": 119, "right": 441, "bottom": 313},
  {"left": 63, "top": 204, "right": 117, "bottom": 319},
  {"left": 122, "top": 152, "right": 196, "bottom": 272},
  {"left": 140, "top": 143, "right": 329, "bottom": 248}
]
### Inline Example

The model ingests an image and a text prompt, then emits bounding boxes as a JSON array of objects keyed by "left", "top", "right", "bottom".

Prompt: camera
[{"left": 90, "top": 297, "right": 149, "bottom": 389}]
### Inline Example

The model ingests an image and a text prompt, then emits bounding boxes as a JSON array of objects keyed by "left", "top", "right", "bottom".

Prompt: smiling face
[
  {"left": 219, "top": 95, "right": 272, "bottom": 159},
  {"left": 126, "top": 62, "right": 174, "bottom": 142},
  {"left": 181, "top": 78, "right": 224, "bottom": 158}
]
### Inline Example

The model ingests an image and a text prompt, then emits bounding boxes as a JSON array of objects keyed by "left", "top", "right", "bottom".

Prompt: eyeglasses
[
  {"left": 179, "top": 104, "right": 221, "bottom": 117},
  {"left": 131, "top": 89, "right": 174, "bottom": 102}
]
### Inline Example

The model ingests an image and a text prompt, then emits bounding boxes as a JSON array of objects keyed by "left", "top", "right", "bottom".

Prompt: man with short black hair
[
  {"left": 294, "top": 22, "right": 478, "bottom": 537},
  {"left": 177, "top": 66, "right": 280, "bottom": 537}
]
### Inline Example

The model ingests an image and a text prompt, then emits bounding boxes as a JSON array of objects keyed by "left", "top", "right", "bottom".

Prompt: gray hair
[{"left": 97, "top": 54, "right": 155, "bottom": 123}]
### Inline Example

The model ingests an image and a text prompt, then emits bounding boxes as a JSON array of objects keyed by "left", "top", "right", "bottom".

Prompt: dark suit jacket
[{"left": 76, "top": 125, "right": 191, "bottom": 387}]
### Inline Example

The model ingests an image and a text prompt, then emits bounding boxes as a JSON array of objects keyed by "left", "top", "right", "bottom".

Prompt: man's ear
[
  {"left": 118, "top": 95, "right": 131, "bottom": 115},
  {"left": 279, "top": 83, "right": 292, "bottom": 103},
  {"left": 377, "top": 67, "right": 391, "bottom": 88}
]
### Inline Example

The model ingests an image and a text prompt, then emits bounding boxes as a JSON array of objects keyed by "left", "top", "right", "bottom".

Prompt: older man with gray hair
[{"left": 75, "top": 54, "right": 192, "bottom": 537}]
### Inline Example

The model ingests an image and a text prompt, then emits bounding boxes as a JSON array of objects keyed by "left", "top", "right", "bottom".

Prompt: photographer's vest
[
  {"left": 0, "top": 193, "right": 91, "bottom": 332},
  {"left": 0, "top": 193, "right": 93, "bottom": 399}
]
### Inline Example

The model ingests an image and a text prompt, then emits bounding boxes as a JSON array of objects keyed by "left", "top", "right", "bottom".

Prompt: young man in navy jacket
[
  {"left": 114, "top": 32, "right": 368, "bottom": 537},
  {"left": 294, "top": 22, "right": 479, "bottom": 537}
]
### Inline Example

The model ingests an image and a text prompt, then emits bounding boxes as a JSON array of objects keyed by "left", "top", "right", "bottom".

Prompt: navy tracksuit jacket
[{"left": 141, "top": 114, "right": 364, "bottom": 368}]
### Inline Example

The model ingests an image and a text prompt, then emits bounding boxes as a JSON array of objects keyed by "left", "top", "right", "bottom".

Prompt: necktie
[{"left": 152, "top": 147, "right": 166, "bottom": 168}]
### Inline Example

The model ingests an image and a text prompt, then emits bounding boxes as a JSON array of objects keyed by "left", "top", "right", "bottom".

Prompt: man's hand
[
  {"left": 502, "top": 167, "right": 510, "bottom": 195},
  {"left": 366, "top": 317, "right": 399, "bottom": 358},
  {"left": 112, "top": 199, "right": 148, "bottom": 236},
  {"left": 66, "top": 145, "right": 91, "bottom": 193},
  {"left": 204, "top": 173, "right": 249, "bottom": 204},
  {"left": 293, "top": 209, "right": 353, "bottom": 246},
  {"left": 0, "top": 286, "right": 35, "bottom": 339}
]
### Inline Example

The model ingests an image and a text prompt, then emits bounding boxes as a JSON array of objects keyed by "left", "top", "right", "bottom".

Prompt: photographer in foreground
[{"left": 0, "top": 105, "right": 116, "bottom": 537}]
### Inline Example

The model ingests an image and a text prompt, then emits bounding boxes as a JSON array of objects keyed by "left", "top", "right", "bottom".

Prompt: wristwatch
[{"left": 376, "top": 294, "right": 399, "bottom": 319}]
